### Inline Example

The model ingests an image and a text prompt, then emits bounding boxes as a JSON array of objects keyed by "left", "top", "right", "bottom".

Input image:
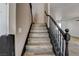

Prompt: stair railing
[{"left": 45, "top": 11, "right": 70, "bottom": 56}]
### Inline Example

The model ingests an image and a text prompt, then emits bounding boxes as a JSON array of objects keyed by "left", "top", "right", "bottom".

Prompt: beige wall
[
  {"left": 32, "top": 3, "right": 45, "bottom": 23},
  {"left": 15, "top": 3, "right": 32, "bottom": 56}
]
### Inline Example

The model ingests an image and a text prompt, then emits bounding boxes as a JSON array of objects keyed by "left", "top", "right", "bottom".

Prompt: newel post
[{"left": 64, "top": 29, "right": 70, "bottom": 56}]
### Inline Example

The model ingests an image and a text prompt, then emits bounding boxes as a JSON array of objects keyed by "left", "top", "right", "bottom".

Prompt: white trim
[
  {"left": 6, "top": 3, "right": 9, "bottom": 35},
  {"left": 47, "top": 3, "right": 50, "bottom": 28}
]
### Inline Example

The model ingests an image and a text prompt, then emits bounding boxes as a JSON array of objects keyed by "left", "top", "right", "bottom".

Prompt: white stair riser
[
  {"left": 28, "top": 37, "right": 50, "bottom": 40},
  {"left": 24, "top": 51, "right": 54, "bottom": 56},
  {"left": 28, "top": 39, "right": 50, "bottom": 42},
  {"left": 28, "top": 38, "right": 50, "bottom": 43},
  {"left": 29, "top": 33, "right": 49, "bottom": 37},
  {"left": 26, "top": 46, "right": 52, "bottom": 52},
  {"left": 30, "top": 29, "right": 47, "bottom": 32},
  {"left": 32, "top": 24, "right": 45, "bottom": 26},
  {"left": 31, "top": 27, "right": 46, "bottom": 30},
  {"left": 28, "top": 41, "right": 50, "bottom": 44},
  {"left": 26, "top": 49, "right": 52, "bottom": 52},
  {"left": 26, "top": 45, "right": 52, "bottom": 49}
]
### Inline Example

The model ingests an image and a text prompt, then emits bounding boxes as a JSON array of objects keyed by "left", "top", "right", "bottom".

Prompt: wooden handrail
[{"left": 45, "top": 11, "right": 65, "bottom": 36}]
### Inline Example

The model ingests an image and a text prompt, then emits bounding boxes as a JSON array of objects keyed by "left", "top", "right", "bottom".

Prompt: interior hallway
[{"left": 0, "top": 3, "right": 79, "bottom": 56}]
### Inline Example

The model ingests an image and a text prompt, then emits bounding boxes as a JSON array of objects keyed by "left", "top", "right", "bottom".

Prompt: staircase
[{"left": 24, "top": 23, "right": 55, "bottom": 56}]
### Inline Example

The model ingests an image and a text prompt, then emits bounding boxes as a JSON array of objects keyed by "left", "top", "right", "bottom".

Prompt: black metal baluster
[
  {"left": 64, "top": 29, "right": 70, "bottom": 56},
  {"left": 45, "top": 11, "right": 70, "bottom": 56}
]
